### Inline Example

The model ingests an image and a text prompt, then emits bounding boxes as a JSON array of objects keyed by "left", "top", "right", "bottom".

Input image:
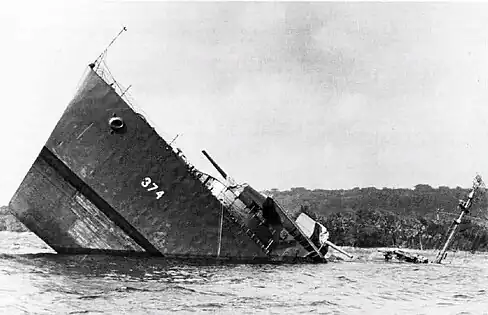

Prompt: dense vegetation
[{"left": 264, "top": 185, "right": 488, "bottom": 252}]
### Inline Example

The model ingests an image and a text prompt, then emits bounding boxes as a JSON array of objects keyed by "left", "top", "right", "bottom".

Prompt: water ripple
[{"left": 1, "top": 232, "right": 488, "bottom": 314}]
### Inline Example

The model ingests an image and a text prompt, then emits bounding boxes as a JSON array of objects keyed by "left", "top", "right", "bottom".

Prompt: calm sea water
[{"left": 0, "top": 231, "right": 487, "bottom": 315}]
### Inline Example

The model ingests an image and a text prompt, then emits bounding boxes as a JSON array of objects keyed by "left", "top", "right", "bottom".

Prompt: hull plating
[{"left": 9, "top": 67, "right": 325, "bottom": 263}]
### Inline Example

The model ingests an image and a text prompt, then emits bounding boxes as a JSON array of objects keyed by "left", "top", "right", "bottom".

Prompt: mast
[
  {"left": 90, "top": 26, "right": 128, "bottom": 70},
  {"left": 433, "top": 175, "right": 484, "bottom": 264}
]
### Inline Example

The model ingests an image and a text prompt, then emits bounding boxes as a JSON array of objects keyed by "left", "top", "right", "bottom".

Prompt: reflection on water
[{"left": 1, "top": 232, "right": 488, "bottom": 314}]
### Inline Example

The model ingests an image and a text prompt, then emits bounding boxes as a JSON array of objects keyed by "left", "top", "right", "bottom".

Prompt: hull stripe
[{"left": 40, "top": 146, "right": 162, "bottom": 256}]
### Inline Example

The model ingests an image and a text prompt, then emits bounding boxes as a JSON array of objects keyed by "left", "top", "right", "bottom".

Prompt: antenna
[
  {"left": 91, "top": 26, "right": 128, "bottom": 70},
  {"left": 169, "top": 134, "right": 180, "bottom": 146}
]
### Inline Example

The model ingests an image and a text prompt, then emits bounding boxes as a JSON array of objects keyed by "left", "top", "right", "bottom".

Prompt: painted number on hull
[{"left": 141, "top": 177, "right": 165, "bottom": 199}]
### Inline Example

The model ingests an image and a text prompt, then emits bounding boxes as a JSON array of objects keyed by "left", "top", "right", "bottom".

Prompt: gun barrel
[{"left": 202, "top": 150, "right": 228, "bottom": 180}]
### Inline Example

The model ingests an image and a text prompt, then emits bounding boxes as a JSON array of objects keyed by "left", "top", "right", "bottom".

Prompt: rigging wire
[
  {"left": 90, "top": 26, "right": 216, "bottom": 166},
  {"left": 91, "top": 26, "right": 249, "bottom": 197},
  {"left": 217, "top": 203, "right": 224, "bottom": 258},
  {"left": 94, "top": 26, "right": 127, "bottom": 71}
]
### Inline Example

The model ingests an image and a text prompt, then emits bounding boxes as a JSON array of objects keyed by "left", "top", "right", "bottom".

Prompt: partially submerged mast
[
  {"left": 433, "top": 175, "right": 485, "bottom": 264},
  {"left": 381, "top": 174, "right": 485, "bottom": 264}
]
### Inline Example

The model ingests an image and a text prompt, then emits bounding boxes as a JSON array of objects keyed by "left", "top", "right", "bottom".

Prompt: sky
[{"left": 2, "top": 1, "right": 488, "bottom": 205}]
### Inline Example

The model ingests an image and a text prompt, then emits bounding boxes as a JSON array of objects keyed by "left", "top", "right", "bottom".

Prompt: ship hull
[{"left": 9, "top": 66, "right": 326, "bottom": 264}]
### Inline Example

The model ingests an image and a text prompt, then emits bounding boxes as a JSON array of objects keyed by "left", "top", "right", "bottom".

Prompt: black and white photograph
[{"left": 1, "top": 1, "right": 488, "bottom": 314}]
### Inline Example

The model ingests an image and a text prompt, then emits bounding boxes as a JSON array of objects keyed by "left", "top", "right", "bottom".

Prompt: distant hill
[{"left": 0, "top": 206, "right": 28, "bottom": 232}]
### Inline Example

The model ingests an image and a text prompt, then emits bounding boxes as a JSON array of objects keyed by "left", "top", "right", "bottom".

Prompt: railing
[{"left": 92, "top": 61, "right": 182, "bottom": 156}]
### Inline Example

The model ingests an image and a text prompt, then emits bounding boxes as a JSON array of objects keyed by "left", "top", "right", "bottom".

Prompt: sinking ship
[{"left": 8, "top": 29, "right": 331, "bottom": 264}]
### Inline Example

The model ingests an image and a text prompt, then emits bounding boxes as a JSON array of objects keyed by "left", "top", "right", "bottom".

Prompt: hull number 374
[{"left": 141, "top": 177, "right": 165, "bottom": 199}]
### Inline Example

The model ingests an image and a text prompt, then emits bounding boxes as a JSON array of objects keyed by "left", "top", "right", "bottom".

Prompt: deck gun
[
  {"left": 202, "top": 150, "right": 237, "bottom": 187},
  {"left": 201, "top": 150, "right": 353, "bottom": 261}
]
